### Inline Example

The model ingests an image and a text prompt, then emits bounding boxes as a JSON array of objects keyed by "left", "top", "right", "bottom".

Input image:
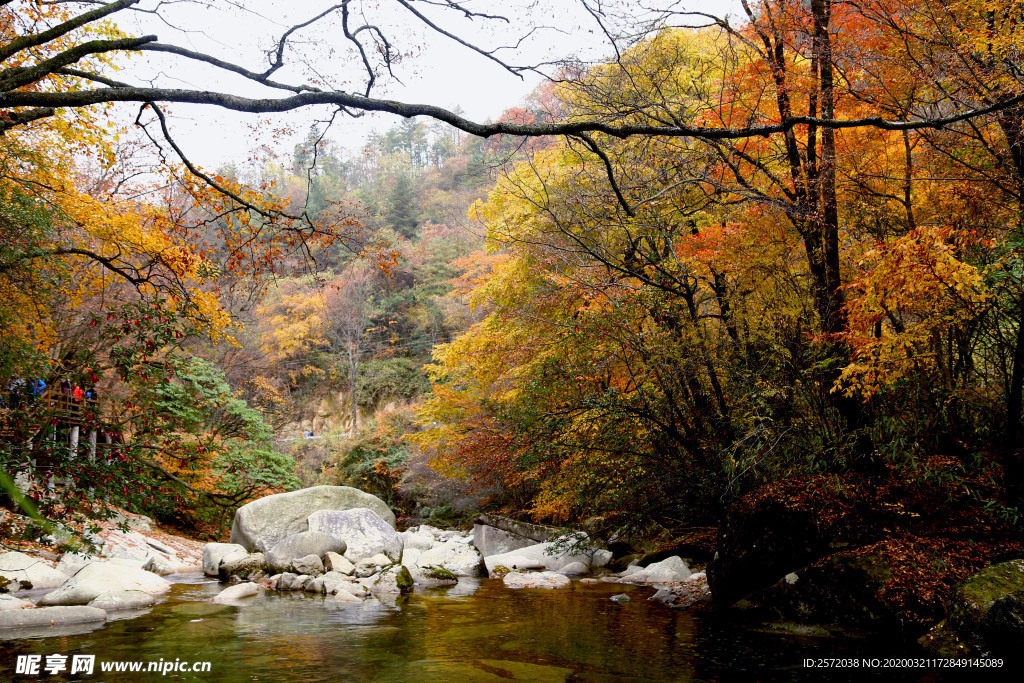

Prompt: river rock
[
  {"left": 353, "top": 559, "right": 379, "bottom": 578},
  {"left": 202, "top": 543, "right": 249, "bottom": 577},
  {"left": 87, "top": 590, "right": 157, "bottom": 611},
  {"left": 558, "top": 562, "right": 590, "bottom": 575},
  {"left": 483, "top": 540, "right": 600, "bottom": 574},
  {"left": 490, "top": 555, "right": 543, "bottom": 573},
  {"left": 417, "top": 540, "right": 486, "bottom": 577},
  {"left": 58, "top": 554, "right": 146, "bottom": 576},
  {"left": 401, "top": 530, "right": 434, "bottom": 551},
  {"left": 610, "top": 593, "right": 631, "bottom": 603},
  {"left": 145, "top": 538, "right": 177, "bottom": 556},
  {"left": 334, "top": 588, "right": 363, "bottom": 603},
  {"left": 920, "top": 559, "right": 1024, "bottom": 657},
  {"left": 648, "top": 572, "right": 712, "bottom": 608},
  {"left": 410, "top": 565, "right": 459, "bottom": 587},
  {"left": 102, "top": 530, "right": 161, "bottom": 563},
  {"left": 142, "top": 554, "right": 180, "bottom": 576},
  {"left": 39, "top": 562, "right": 171, "bottom": 606},
  {"left": 212, "top": 582, "right": 260, "bottom": 604},
  {"left": 0, "top": 551, "right": 69, "bottom": 591},
  {"left": 291, "top": 554, "right": 324, "bottom": 577},
  {"left": 0, "top": 606, "right": 107, "bottom": 629},
  {"left": 472, "top": 514, "right": 558, "bottom": 557},
  {"left": 230, "top": 486, "right": 396, "bottom": 553},
  {"left": 370, "top": 565, "right": 413, "bottom": 595},
  {"left": 56, "top": 551, "right": 98, "bottom": 577},
  {"left": 265, "top": 532, "right": 347, "bottom": 573},
  {"left": 218, "top": 552, "right": 266, "bottom": 582},
  {"left": 401, "top": 548, "right": 422, "bottom": 569},
  {"left": 108, "top": 510, "right": 155, "bottom": 533},
  {"left": 503, "top": 571, "right": 571, "bottom": 589},
  {"left": 619, "top": 556, "right": 691, "bottom": 584},
  {"left": 304, "top": 576, "right": 326, "bottom": 593},
  {"left": 325, "top": 552, "right": 354, "bottom": 575},
  {"left": 277, "top": 573, "right": 310, "bottom": 591},
  {"left": 473, "top": 524, "right": 539, "bottom": 557},
  {"left": 307, "top": 508, "right": 402, "bottom": 563},
  {"left": 0, "top": 594, "right": 34, "bottom": 610},
  {"left": 322, "top": 578, "right": 346, "bottom": 595}
]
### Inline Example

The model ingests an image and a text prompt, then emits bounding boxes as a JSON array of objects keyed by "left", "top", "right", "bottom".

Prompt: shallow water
[{"left": 1, "top": 576, "right": 940, "bottom": 682}]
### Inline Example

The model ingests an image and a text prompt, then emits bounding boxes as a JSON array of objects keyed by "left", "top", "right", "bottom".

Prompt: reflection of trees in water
[
  {"left": 417, "top": 581, "right": 697, "bottom": 679},
  {"left": 1, "top": 580, "right": 908, "bottom": 680}
]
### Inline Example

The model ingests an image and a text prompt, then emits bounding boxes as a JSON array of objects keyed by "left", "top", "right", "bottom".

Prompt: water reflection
[{"left": 0, "top": 578, "right": 941, "bottom": 682}]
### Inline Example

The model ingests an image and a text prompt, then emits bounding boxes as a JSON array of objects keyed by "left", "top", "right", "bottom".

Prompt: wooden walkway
[{"left": 0, "top": 388, "right": 108, "bottom": 446}]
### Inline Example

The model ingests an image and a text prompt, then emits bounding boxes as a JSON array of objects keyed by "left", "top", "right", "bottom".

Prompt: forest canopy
[{"left": 1, "top": 0, "right": 1024, "bottom": 544}]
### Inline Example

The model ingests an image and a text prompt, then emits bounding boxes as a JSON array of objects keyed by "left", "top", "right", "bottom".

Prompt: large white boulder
[
  {"left": 202, "top": 543, "right": 249, "bottom": 577},
  {"left": 483, "top": 540, "right": 606, "bottom": 574},
  {"left": 416, "top": 540, "right": 486, "bottom": 577},
  {"left": 39, "top": 562, "right": 171, "bottom": 606},
  {"left": 231, "top": 486, "right": 396, "bottom": 553},
  {"left": 503, "top": 571, "right": 571, "bottom": 589},
  {"left": 0, "top": 551, "right": 69, "bottom": 590},
  {"left": 308, "top": 508, "right": 402, "bottom": 563},
  {"left": 618, "top": 556, "right": 691, "bottom": 584},
  {"left": 265, "top": 532, "right": 347, "bottom": 573}
]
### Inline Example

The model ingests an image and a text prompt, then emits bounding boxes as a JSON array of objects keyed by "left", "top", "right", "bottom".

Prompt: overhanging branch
[{"left": 3, "top": 85, "right": 1023, "bottom": 141}]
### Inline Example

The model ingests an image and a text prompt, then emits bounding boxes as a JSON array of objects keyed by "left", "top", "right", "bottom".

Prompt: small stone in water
[{"left": 610, "top": 593, "right": 631, "bottom": 603}]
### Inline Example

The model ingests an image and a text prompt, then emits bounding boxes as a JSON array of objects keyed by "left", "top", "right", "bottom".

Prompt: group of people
[
  {"left": 1, "top": 377, "right": 98, "bottom": 410},
  {"left": 58, "top": 379, "right": 98, "bottom": 402}
]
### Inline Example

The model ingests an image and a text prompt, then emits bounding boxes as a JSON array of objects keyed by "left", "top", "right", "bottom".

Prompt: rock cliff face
[{"left": 280, "top": 390, "right": 373, "bottom": 438}]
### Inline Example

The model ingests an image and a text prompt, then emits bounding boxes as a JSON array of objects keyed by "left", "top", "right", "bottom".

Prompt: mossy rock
[
  {"left": 423, "top": 566, "right": 458, "bottom": 582},
  {"left": 396, "top": 565, "right": 414, "bottom": 593},
  {"left": 918, "top": 619, "right": 979, "bottom": 658},
  {"left": 981, "top": 590, "right": 1024, "bottom": 655},
  {"left": 490, "top": 565, "right": 511, "bottom": 578},
  {"left": 921, "top": 560, "right": 1024, "bottom": 658},
  {"left": 948, "top": 560, "right": 1024, "bottom": 632}
]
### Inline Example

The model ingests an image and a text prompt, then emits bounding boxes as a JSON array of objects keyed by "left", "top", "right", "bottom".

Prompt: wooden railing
[{"left": 0, "top": 388, "right": 103, "bottom": 439}]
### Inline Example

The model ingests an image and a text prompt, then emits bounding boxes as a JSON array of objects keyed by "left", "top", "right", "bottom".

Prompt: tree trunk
[{"left": 349, "top": 342, "right": 359, "bottom": 437}]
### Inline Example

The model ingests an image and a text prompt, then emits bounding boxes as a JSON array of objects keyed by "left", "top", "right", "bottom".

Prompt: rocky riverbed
[
  {"left": 1, "top": 486, "right": 710, "bottom": 637},
  {"left": 5, "top": 481, "right": 1019, "bottom": 662}
]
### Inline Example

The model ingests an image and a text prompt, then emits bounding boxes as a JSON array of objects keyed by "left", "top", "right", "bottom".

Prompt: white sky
[{"left": 108, "top": 0, "right": 739, "bottom": 171}]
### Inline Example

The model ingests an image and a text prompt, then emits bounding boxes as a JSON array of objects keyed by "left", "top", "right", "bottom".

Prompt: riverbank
[{"left": 3, "top": 466, "right": 1022, "bottom": 664}]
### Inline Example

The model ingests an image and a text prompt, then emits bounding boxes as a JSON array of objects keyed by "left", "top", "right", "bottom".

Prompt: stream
[{"left": 1, "top": 575, "right": 942, "bottom": 681}]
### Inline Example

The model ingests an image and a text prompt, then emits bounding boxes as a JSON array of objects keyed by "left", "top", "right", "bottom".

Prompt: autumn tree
[{"left": 323, "top": 264, "right": 376, "bottom": 435}]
